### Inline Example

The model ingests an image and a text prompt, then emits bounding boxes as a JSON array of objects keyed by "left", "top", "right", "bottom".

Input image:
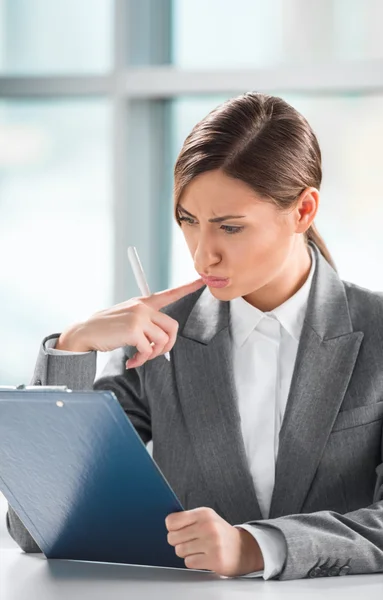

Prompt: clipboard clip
[{"left": 0, "top": 385, "right": 72, "bottom": 392}]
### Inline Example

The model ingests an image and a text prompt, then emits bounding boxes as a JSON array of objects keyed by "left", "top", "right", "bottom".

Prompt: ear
[{"left": 294, "top": 187, "right": 319, "bottom": 234}]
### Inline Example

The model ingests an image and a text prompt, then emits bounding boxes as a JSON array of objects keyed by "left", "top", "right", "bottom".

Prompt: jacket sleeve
[
  {"left": 6, "top": 334, "right": 151, "bottom": 553},
  {"left": 244, "top": 443, "right": 383, "bottom": 580}
]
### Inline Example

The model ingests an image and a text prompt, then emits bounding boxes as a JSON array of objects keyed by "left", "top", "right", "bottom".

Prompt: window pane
[
  {"left": 0, "top": 0, "right": 112, "bottom": 74},
  {"left": 0, "top": 100, "right": 112, "bottom": 385},
  {"left": 172, "top": 0, "right": 383, "bottom": 68},
  {"left": 170, "top": 95, "right": 383, "bottom": 292}
]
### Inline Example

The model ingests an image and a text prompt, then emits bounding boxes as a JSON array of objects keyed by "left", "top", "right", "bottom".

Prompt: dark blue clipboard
[{"left": 0, "top": 387, "right": 186, "bottom": 569}]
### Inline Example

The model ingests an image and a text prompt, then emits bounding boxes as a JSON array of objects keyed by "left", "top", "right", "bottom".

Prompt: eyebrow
[{"left": 177, "top": 205, "right": 246, "bottom": 223}]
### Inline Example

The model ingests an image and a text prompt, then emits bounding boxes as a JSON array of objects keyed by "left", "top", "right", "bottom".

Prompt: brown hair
[{"left": 174, "top": 92, "right": 336, "bottom": 271}]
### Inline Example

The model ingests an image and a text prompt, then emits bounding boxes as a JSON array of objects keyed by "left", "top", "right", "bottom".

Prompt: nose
[{"left": 193, "top": 232, "right": 221, "bottom": 273}]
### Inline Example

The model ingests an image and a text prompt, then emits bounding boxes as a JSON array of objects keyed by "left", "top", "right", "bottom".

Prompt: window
[
  {"left": 0, "top": 0, "right": 383, "bottom": 384},
  {"left": 0, "top": 0, "right": 112, "bottom": 74},
  {"left": 172, "top": 0, "right": 383, "bottom": 68},
  {"left": 0, "top": 100, "right": 111, "bottom": 384}
]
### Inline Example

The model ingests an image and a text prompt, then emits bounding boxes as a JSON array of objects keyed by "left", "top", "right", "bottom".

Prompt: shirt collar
[{"left": 230, "top": 246, "right": 316, "bottom": 348}]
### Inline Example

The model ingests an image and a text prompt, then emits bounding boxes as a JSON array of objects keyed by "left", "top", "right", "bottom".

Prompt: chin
[{"left": 207, "top": 286, "right": 237, "bottom": 301}]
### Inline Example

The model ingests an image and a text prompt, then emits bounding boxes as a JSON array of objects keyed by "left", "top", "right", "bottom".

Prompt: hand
[
  {"left": 165, "top": 507, "right": 264, "bottom": 577},
  {"left": 56, "top": 278, "right": 204, "bottom": 366}
]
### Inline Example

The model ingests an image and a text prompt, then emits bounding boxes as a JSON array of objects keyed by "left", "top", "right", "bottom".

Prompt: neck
[{"left": 243, "top": 240, "right": 312, "bottom": 312}]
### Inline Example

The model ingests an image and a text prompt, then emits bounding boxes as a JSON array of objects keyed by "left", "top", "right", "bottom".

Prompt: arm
[
  {"left": 6, "top": 334, "right": 150, "bottom": 553},
  {"left": 243, "top": 453, "right": 383, "bottom": 580}
]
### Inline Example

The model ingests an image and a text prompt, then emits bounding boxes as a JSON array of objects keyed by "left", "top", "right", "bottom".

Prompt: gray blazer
[{"left": 6, "top": 241, "right": 383, "bottom": 580}]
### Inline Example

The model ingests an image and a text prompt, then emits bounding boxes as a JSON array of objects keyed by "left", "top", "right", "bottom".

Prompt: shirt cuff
[
  {"left": 234, "top": 523, "right": 287, "bottom": 580},
  {"left": 44, "top": 336, "right": 91, "bottom": 355}
]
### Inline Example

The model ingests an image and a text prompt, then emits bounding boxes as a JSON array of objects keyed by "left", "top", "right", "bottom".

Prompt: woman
[{"left": 7, "top": 93, "right": 383, "bottom": 580}]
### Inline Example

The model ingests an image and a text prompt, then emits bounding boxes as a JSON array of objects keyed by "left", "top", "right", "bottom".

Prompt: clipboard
[{"left": 0, "top": 386, "right": 186, "bottom": 569}]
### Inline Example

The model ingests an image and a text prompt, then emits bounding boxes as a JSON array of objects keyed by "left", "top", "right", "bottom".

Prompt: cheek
[{"left": 229, "top": 235, "right": 287, "bottom": 290}]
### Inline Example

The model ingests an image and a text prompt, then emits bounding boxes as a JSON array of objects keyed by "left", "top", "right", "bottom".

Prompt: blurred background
[{"left": 0, "top": 0, "right": 383, "bottom": 387}]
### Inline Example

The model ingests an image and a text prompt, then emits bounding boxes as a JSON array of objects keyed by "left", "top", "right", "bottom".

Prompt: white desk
[
  {"left": 1, "top": 550, "right": 383, "bottom": 600},
  {"left": 1, "top": 495, "right": 383, "bottom": 599}
]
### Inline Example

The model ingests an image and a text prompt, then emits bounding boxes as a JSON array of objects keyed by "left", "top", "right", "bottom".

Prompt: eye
[
  {"left": 220, "top": 225, "right": 244, "bottom": 235},
  {"left": 178, "top": 215, "right": 196, "bottom": 225},
  {"left": 178, "top": 216, "right": 244, "bottom": 235}
]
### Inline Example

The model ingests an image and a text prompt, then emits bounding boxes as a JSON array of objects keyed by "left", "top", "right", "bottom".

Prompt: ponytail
[{"left": 306, "top": 223, "right": 337, "bottom": 272}]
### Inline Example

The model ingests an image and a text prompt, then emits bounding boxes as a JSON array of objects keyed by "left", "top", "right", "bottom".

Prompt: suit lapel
[
  {"left": 173, "top": 289, "right": 263, "bottom": 525},
  {"left": 269, "top": 243, "right": 364, "bottom": 517}
]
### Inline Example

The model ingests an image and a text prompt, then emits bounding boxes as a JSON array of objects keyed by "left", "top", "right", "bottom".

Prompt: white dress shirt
[
  {"left": 45, "top": 246, "right": 315, "bottom": 580},
  {"left": 230, "top": 246, "right": 316, "bottom": 578}
]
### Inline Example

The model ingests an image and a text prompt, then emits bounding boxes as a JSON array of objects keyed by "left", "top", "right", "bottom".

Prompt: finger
[
  {"left": 143, "top": 323, "right": 170, "bottom": 360},
  {"left": 167, "top": 524, "right": 199, "bottom": 546},
  {"left": 125, "top": 332, "right": 153, "bottom": 368},
  {"left": 146, "top": 278, "right": 204, "bottom": 311},
  {"left": 184, "top": 554, "right": 208, "bottom": 571},
  {"left": 174, "top": 539, "right": 206, "bottom": 559},
  {"left": 150, "top": 313, "right": 178, "bottom": 354},
  {"left": 165, "top": 509, "right": 199, "bottom": 531}
]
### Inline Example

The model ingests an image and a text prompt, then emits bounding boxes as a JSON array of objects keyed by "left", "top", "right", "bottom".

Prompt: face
[{"left": 177, "top": 169, "right": 316, "bottom": 302}]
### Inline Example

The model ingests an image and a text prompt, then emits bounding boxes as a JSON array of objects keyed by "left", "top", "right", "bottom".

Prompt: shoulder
[
  {"left": 342, "top": 278, "right": 383, "bottom": 324},
  {"left": 343, "top": 278, "right": 383, "bottom": 306}
]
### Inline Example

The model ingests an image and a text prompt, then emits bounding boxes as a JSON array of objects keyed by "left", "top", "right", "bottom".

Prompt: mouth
[{"left": 200, "top": 275, "right": 230, "bottom": 288}]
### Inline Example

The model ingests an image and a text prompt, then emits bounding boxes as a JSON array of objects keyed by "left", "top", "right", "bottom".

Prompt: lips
[
  {"left": 200, "top": 274, "right": 228, "bottom": 281},
  {"left": 200, "top": 275, "right": 230, "bottom": 288}
]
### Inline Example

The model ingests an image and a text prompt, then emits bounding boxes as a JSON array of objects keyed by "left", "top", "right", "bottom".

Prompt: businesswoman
[{"left": 7, "top": 93, "right": 383, "bottom": 580}]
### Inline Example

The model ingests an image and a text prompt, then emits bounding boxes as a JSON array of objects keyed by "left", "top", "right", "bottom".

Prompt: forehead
[{"left": 180, "top": 170, "right": 267, "bottom": 216}]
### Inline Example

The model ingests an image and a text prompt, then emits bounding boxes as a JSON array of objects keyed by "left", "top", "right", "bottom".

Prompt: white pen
[{"left": 127, "top": 246, "right": 170, "bottom": 362}]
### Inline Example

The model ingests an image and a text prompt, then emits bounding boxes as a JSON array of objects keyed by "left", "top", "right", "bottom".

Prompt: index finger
[
  {"left": 146, "top": 278, "right": 204, "bottom": 311},
  {"left": 165, "top": 509, "right": 199, "bottom": 531}
]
